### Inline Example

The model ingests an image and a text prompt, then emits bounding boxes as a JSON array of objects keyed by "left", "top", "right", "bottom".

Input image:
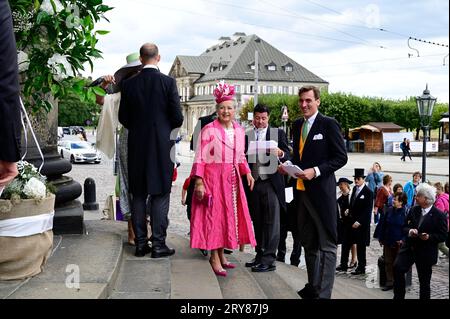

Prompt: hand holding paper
[{"left": 280, "top": 161, "right": 304, "bottom": 178}]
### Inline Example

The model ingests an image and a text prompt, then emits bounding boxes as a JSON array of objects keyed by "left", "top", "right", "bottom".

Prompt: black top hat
[
  {"left": 336, "top": 177, "right": 353, "bottom": 186},
  {"left": 353, "top": 168, "right": 366, "bottom": 178}
]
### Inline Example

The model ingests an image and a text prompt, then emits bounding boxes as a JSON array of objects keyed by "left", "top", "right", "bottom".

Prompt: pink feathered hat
[{"left": 213, "top": 80, "right": 235, "bottom": 104}]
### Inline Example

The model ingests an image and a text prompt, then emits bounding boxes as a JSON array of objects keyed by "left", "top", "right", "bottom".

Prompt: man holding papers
[
  {"left": 285, "top": 86, "right": 347, "bottom": 299},
  {"left": 244, "top": 104, "right": 290, "bottom": 272}
]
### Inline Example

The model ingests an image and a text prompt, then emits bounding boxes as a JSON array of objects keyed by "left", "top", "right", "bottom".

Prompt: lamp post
[{"left": 416, "top": 84, "right": 437, "bottom": 183}]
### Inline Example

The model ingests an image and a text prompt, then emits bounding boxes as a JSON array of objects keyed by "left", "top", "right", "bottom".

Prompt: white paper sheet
[
  {"left": 280, "top": 161, "right": 304, "bottom": 178},
  {"left": 285, "top": 187, "right": 293, "bottom": 203},
  {"left": 247, "top": 140, "right": 278, "bottom": 155}
]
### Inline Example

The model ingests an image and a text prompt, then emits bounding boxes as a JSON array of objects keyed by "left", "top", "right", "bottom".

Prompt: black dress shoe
[
  {"left": 251, "top": 263, "right": 276, "bottom": 272},
  {"left": 336, "top": 264, "right": 348, "bottom": 272},
  {"left": 381, "top": 285, "right": 393, "bottom": 291},
  {"left": 151, "top": 245, "right": 175, "bottom": 258},
  {"left": 297, "top": 283, "right": 319, "bottom": 299},
  {"left": 245, "top": 258, "right": 259, "bottom": 268},
  {"left": 135, "top": 244, "right": 152, "bottom": 257},
  {"left": 224, "top": 249, "right": 233, "bottom": 254},
  {"left": 351, "top": 267, "right": 365, "bottom": 275}
]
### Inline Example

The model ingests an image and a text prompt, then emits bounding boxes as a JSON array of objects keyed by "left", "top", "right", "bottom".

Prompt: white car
[{"left": 58, "top": 141, "right": 101, "bottom": 164}]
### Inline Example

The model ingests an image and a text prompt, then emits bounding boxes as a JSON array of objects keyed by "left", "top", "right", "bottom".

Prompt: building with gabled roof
[{"left": 169, "top": 32, "right": 328, "bottom": 138}]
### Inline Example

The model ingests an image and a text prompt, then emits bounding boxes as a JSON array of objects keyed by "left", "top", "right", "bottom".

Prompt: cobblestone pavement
[{"left": 67, "top": 136, "right": 449, "bottom": 299}]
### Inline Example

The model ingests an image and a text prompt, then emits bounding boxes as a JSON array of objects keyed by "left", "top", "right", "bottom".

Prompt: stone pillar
[{"left": 23, "top": 99, "right": 83, "bottom": 235}]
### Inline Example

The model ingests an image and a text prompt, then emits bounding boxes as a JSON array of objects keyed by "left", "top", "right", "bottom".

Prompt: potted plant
[{"left": 0, "top": 161, "right": 56, "bottom": 280}]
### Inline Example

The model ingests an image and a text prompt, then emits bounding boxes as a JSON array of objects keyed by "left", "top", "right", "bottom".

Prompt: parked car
[
  {"left": 58, "top": 141, "right": 101, "bottom": 164},
  {"left": 62, "top": 127, "right": 70, "bottom": 135}
]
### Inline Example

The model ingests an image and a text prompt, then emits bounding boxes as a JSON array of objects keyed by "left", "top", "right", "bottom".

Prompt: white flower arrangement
[
  {"left": 47, "top": 53, "right": 72, "bottom": 81},
  {"left": 0, "top": 161, "right": 53, "bottom": 202},
  {"left": 40, "top": 0, "right": 64, "bottom": 15}
]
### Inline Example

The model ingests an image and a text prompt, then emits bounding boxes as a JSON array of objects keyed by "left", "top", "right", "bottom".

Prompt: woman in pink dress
[{"left": 190, "top": 81, "right": 256, "bottom": 277}]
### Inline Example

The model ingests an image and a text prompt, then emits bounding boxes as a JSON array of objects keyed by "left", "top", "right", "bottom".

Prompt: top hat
[
  {"left": 113, "top": 52, "right": 143, "bottom": 85},
  {"left": 353, "top": 168, "right": 366, "bottom": 178},
  {"left": 336, "top": 177, "right": 353, "bottom": 186}
]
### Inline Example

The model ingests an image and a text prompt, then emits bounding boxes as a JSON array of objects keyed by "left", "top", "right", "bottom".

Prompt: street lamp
[{"left": 416, "top": 84, "right": 437, "bottom": 183}]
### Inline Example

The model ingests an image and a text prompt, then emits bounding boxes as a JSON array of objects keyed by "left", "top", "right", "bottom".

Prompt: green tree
[
  {"left": 58, "top": 90, "right": 100, "bottom": 126},
  {"left": 11, "top": 0, "right": 113, "bottom": 112}
]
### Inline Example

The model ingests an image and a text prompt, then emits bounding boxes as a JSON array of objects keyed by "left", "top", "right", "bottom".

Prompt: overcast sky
[{"left": 83, "top": 0, "right": 449, "bottom": 102}]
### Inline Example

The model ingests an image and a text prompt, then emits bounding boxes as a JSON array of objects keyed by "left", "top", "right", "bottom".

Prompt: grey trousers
[
  {"left": 297, "top": 191, "right": 337, "bottom": 299},
  {"left": 249, "top": 179, "right": 280, "bottom": 265},
  {"left": 132, "top": 192, "right": 170, "bottom": 248}
]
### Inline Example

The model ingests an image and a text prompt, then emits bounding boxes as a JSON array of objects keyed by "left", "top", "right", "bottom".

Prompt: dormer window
[
  {"left": 266, "top": 62, "right": 277, "bottom": 71},
  {"left": 282, "top": 63, "right": 293, "bottom": 72},
  {"left": 219, "top": 61, "right": 229, "bottom": 71},
  {"left": 210, "top": 63, "right": 219, "bottom": 72}
]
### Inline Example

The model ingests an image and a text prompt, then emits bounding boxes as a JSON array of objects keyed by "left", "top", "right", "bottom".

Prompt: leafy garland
[{"left": 10, "top": 0, "right": 113, "bottom": 112}]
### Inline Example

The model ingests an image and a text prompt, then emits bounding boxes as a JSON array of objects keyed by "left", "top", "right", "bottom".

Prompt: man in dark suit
[
  {"left": 338, "top": 168, "right": 373, "bottom": 275},
  {"left": 287, "top": 86, "right": 347, "bottom": 299},
  {"left": 119, "top": 43, "right": 184, "bottom": 258},
  {"left": 243, "top": 104, "right": 290, "bottom": 272},
  {"left": 0, "top": 1, "right": 21, "bottom": 191},
  {"left": 393, "top": 183, "right": 447, "bottom": 299}
]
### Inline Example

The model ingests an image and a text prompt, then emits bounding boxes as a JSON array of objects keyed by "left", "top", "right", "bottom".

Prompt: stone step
[
  {"left": 230, "top": 251, "right": 300, "bottom": 299},
  {"left": 167, "top": 234, "right": 223, "bottom": 299},
  {"left": 5, "top": 220, "right": 123, "bottom": 299},
  {"left": 109, "top": 244, "right": 171, "bottom": 299}
]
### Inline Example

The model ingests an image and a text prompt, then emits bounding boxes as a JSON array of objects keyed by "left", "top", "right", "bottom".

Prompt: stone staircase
[{"left": 0, "top": 220, "right": 402, "bottom": 299}]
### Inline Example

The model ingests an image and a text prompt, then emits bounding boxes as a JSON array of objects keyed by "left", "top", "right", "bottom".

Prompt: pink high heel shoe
[
  {"left": 210, "top": 260, "right": 227, "bottom": 277},
  {"left": 221, "top": 262, "right": 236, "bottom": 269}
]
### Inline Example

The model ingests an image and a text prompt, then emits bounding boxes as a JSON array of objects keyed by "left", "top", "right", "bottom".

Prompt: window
[
  {"left": 267, "top": 86, "right": 273, "bottom": 94},
  {"left": 283, "top": 86, "right": 289, "bottom": 94},
  {"left": 235, "top": 85, "right": 241, "bottom": 93},
  {"left": 250, "top": 64, "right": 255, "bottom": 70},
  {"left": 268, "top": 65, "right": 276, "bottom": 71},
  {"left": 283, "top": 63, "right": 293, "bottom": 72}
]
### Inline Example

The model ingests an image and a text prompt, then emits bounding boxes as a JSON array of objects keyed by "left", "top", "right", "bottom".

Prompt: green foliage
[
  {"left": 10, "top": 0, "right": 113, "bottom": 112},
  {"left": 58, "top": 87, "right": 100, "bottom": 126},
  {"left": 240, "top": 92, "right": 448, "bottom": 136}
]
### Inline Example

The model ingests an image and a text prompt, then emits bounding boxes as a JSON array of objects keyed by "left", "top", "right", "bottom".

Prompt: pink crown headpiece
[{"left": 213, "top": 80, "right": 235, "bottom": 104}]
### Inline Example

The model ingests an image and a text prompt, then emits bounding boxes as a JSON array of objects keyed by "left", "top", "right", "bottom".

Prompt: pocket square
[
  {"left": 313, "top": 133, "right": 323, "bottom": 140},
  {"left": 359, "top": 195, "right": 365, "bottom": 199}
]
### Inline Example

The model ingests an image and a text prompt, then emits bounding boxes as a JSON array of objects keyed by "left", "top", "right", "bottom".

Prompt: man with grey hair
[
  {"left": 393, "top": 183, "right": 447, "bottom": 299},
  {"left": 119, "top": 43, "right": 183, "bottom": 258}
]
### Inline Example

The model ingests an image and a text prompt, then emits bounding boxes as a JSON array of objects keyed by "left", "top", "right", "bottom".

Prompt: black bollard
[{"left": 83, "top": 178, "right": 99, "bottom": 210}]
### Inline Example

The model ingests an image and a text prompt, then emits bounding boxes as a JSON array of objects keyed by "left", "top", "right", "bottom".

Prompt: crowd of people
[{"left": 1, "top": 4, "right": 448, "bottom": 298}]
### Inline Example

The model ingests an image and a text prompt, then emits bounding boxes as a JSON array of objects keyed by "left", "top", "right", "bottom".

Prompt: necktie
[{"left": 301, "top": 120, "right": 309, "bottom": 143}]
